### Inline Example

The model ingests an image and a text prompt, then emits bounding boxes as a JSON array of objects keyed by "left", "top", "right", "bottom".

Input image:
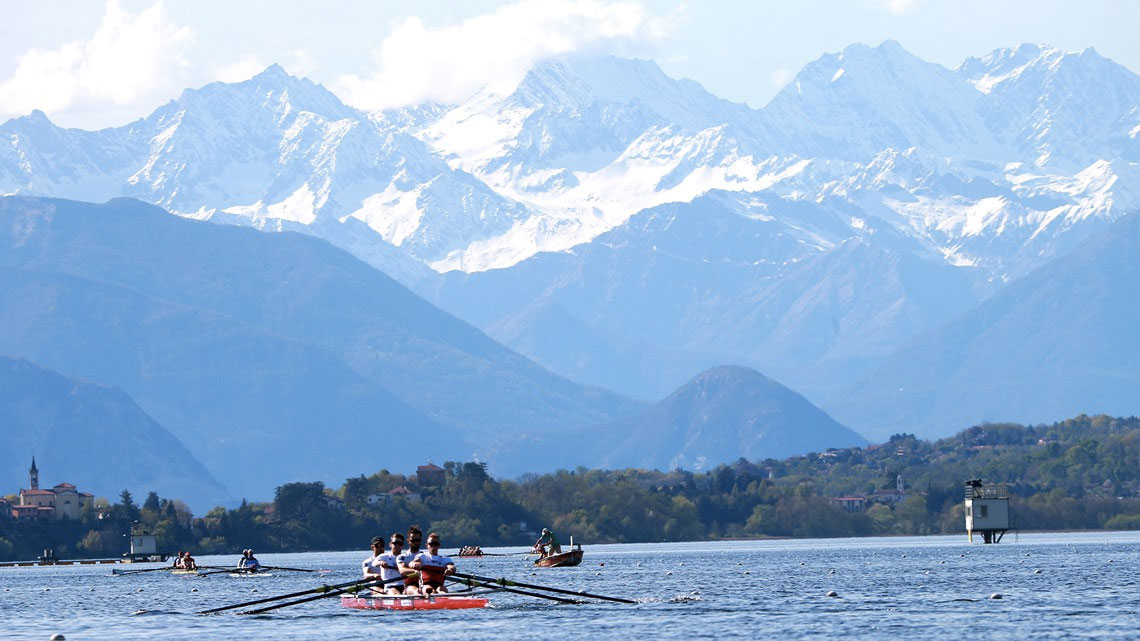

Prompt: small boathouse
[
  {"left": 964, "top": 479, "right": 1010, "bottom": 543},
  {"left": 124, "top": 522, "right": 167, "bottom": 563}
]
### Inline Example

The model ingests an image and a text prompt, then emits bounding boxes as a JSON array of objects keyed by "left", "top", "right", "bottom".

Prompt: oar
[
  {"left": 111, "top": 566, "right": 172, "bottom": 576},
  {"left": 258, "top": 565, "right": 329, "bottom": 573},
  {"left": 198, "top": 574, "right": 411, "bottom": 615},
  {"left": 446, "top": 575, "right": 582, "bottom": 604},
  {"left": 452, "top": 571, "right": 635, "bottom": 604},
  {"left": 240, "top": 583, "right": 375, "bottom": 615},
  {"left": 197, "top": 568, "right": 247, "bottom": 577},
  {"left": 239, "top": 576, "right": 414, "bottom": 615}
]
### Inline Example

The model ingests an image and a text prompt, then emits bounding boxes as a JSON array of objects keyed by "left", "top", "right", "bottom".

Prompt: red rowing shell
[{"left": 341, "top": 595, "right": 489, "bottom": 610}]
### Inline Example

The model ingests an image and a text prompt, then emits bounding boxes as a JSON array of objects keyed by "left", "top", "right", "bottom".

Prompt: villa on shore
[{"left": 6, "top": 457, "right": 94, "bottom": 520}]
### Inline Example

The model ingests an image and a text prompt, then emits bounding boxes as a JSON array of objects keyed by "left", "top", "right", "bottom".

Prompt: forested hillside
[{"left": 3, "top": 415, "right": 1137, "bottom": 560}]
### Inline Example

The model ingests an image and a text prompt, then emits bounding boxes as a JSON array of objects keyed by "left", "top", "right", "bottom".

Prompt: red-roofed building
[
  {"left": 416, "top": 463, "right": 446, "bottom": 487},
  {"left": 13, "top": 458, "right": 94, "bottom": 520}
]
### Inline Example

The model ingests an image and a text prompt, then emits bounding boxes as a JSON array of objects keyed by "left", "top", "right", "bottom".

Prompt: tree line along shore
[{"left": 2, "top": 414, "right": 1138, "bottom": 561}]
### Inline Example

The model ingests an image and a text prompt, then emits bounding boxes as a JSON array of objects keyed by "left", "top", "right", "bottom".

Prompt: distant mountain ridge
[
  {"left": 2, "top": 40, "right": 1138, "bottom": 446},
  {"left": 833, "top": 211, "right": 1140, "bottom": 441},
  {"left": 0, "top": 196, "right": 640, "bottom": 506},
  {"left": 600, "top": 366, "right": 867, "bottom": 471}
]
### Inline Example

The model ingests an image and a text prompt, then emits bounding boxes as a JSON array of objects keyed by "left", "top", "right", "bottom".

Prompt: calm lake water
[{"left": 1, "top": 532, "right": 1137, "bottom": 640}]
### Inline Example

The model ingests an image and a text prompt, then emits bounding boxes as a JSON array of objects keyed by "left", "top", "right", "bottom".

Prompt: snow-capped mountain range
[
  {"left": 3, "top": 40, "right": 1138, "bottom": 439},
  {"left": 6, "top": 41, "right": 1137, "bottom": 281}
]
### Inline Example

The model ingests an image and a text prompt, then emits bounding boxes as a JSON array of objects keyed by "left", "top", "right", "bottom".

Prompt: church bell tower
[{"left": 29, "top": 456, "right": 39, "bottom": 490}]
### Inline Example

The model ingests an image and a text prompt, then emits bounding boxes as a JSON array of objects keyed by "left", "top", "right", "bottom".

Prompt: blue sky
[{"left": 2, "top": 0, "right": 1137, "bottom": 129}]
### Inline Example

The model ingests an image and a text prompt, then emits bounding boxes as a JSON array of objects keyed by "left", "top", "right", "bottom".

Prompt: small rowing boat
[
  {"left": 534, "top": 548, "right": 583, "bottom": 568},
  {"left": 341, "top": 594, "right": 490, "bottom": 610}
]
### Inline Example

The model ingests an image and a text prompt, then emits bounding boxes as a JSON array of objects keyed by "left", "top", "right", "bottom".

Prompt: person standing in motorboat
[{"left": 534, "top": 528, "right": 562, "bottom": 558}]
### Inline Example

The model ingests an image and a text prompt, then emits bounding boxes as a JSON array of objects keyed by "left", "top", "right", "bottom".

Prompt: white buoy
[
  {"left": 191, "top": 588, "right": 198, "bottom": 592},
  {"left": 828, "top": 569, "right": 835, "bottom": 575},
  {"left": 251, "top": 588, "right": 257, "bottom": 593},
  {"left": 678, "top": 562, "right": 684, "bottom": 566},
  {"left": 826, "top": 591, "right": 838, "bottom": 597},
  {"left": 1034, "top": 569, "right": 1042, "bottom": 574},
  {"left": 137, "top": 588, "right": 144, "bottom": 592},
  {"left": 50, "top": 634, "right": 66, "bottom": 641},
  {"left": 666, "top": 571, "right": 672, "bottom": 575},
  {"left": 89, "top": 588, "right": 95, "bottom": 592},
  {"left": 990, "top": 593, "right": 1002, "bottom": 599}
]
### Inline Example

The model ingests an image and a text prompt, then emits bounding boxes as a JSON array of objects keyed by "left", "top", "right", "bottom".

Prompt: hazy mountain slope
[
  {"left": 0, "top": 196, "right": 640, "bottom": 496},
  {"left": 431, "top": 191, "right": 981, "bottom": 401},
  {"left": 600, "top": 366, "right": 867, "bottom": 471},
  {"left": 0, "top": 356, "right": 229, "bottom": 509},
  {"left": 0, "top": 264, "right": 463, "bottom": 502},
  {"left": 834, "top": 212, "right": 1140, "bottom": 441}
]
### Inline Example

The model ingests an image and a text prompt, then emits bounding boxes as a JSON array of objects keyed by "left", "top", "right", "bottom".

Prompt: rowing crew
[
  {"left": 236, "top": 548, "right": 261, "bottom": 572},
  {"left": 172, "top": 551, "right": 197, "bottom": 570},
  {"left": 363, "top": 526, "right": 455, "bottom": 596}
]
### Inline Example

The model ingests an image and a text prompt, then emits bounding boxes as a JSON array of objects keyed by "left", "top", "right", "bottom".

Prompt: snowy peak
[
  {"left": 762, "top": 40, "right": 999, "bottom": 162},
  {"left": 959, "top": 44, "right": 1140, "bottom": 169},
  {"left": 512, "top": 54, "right": 758, "bottom": 134},
  {"left": 957, "top": 43, "right": 1065, "bottom": 93},
  {"left": 165, "top": 64, "right": 359, "bottom": 125}
]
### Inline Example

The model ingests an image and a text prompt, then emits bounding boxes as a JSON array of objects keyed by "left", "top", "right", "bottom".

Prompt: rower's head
[
  {"left": 426, "top": 533, "right": 442, "bottom": 550},
  {"left": 542, "top": 528, "right": 551, "bottom": 535},
  {"left": 370, "top": 536, "right": 384, "bottom": 552},
  {"left": 390, "top": 533, "right": 405, "bottom": 551},
  {"left": 408, "top": 525, "right": 422, "bottom": 548}
]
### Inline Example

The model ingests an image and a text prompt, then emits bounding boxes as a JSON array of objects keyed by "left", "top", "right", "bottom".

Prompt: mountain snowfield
[{"left": 2, "top": 40, "right": 1139, "bottom": 442}]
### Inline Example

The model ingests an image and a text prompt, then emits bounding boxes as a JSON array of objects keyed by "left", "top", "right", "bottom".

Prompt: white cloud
[
  {"left": 336, "top": 0, "right": 673, "bottom": 111},
  {"left": 0, "top": 1, "right": 192, "bottom": 128}
]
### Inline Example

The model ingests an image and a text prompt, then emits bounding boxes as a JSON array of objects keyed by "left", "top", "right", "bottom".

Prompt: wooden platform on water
[{"left": 0, "top": 558, "right": 123, "bottom": 568}]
